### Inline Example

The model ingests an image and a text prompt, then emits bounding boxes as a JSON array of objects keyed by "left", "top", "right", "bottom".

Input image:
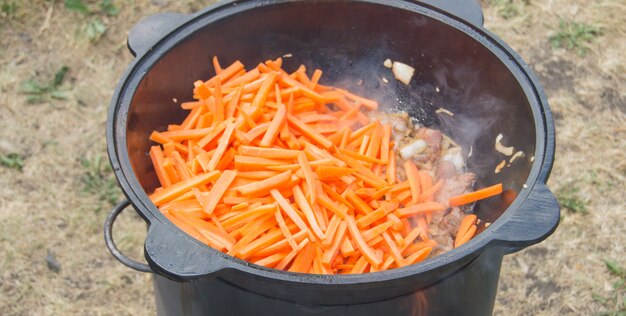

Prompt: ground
[{"left": 0, "top": 0, "right": 624, "bottom": 315}]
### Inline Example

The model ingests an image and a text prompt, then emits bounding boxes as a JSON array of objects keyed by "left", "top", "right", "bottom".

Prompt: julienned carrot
[
  {"left": 454, "top": 214, "right": 478, "bottom": 248},
  {"left": 235, "top": 170, "right": 293, "bottom": 196},
  {"left": 200, "top": 170, "right": 238, "bottom": 215},
  {"left": 147, "top": 57, "right": 500, "bottom": 274},
  {"left": 150, "top": 171, "right": 220, "bottom": 206},
  {"left": 448, "top": 183, "right": 503, "bottom": 207}
]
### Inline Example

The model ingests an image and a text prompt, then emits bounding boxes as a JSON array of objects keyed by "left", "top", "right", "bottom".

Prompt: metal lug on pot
[
  {"left": 127, "top": 13, "right": 189, "bottom": 57},
  {"left": 491, "top": 183, "right": 560, "bottom": 253}
]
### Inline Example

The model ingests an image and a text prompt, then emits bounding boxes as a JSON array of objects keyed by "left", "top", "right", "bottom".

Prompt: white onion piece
[
  {"left": 392, "top": 61, "right": 415, "bottom": 85},
  {"left": 495, "top": 133, "right": 514, "bottom": 156},
  {"left": 509, "top": 151, "right": 525, "bottom": 164},
  {"left": 399, "top": 139, "right": 427, "bottom": 159},
  {"left": 495, "top": 160, "right": 506, "bottom": 174},
  {"left": 383, "top": 59, "right": 392, "bottom": 68},
  {"left": 443, "top": 151, "right": 465, "bottom": 171}
]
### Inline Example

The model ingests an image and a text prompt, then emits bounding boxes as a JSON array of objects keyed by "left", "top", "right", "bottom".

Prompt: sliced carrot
[
  {"left": 322, "top": 221, "right": 347, "bottom": 266},
  {"left": 396, "top": 202, "right": 447, "bottom": 218},
  {"left": 293, "top": 185, "right": 325, "bottom": 240},
  {"left": 449, "top": 183, "right": 503, "bottom": 207},
  {"left": 150, "top": 171, "right": 220, "bottom": 206},
  {"left": 346, "top": 216, "right": 382, "bottom": 267},
  {"left": 286, "top": 114, "right": 334, "bottom": 150},
  {"left": 198, "top": 170, "right": 237, "bottom": 215},
  {"left": 404, "top": 160, "right": 421, "bottom": 205},
  {"left": 236, "top": 170, "right": 292, "bottom": 196}
]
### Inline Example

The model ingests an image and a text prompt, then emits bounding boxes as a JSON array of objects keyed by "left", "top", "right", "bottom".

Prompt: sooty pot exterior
[{"left": 105, "top": 0, "right": 559, "bottom": 314}]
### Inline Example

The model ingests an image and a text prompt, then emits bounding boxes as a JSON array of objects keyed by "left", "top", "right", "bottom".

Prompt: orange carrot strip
[
  {"left": 293, "top": 185, "right": 325, "bottom": 240},
  {"left": 200, "top": 170, "right": 237, "bottom": 215},
  {"left": 296, "top": 152, "right": 317, "bottom": 204},
  {"left": 315, "top": 166, "right": 354, "bottom": 180},
  {"left": 236, "top": 171, "right": 280, "bottom": 180},
  {"left": 361, "top": 222, "right": 394, "bottom": 242},
  {"left": 365, "top": 124, "right": 383, "bottom": 160},
  {"left": 275, "top": 238, "right": 310, "bottom": 271},
  {"left": 160, "top": 127, "right": 213, "bottom": 141},
  {"left": 197, "top": 123, "right": 226, "bottom": 148},
  {"left": 212, "top": 56, "right": 222, "bottom": 74},
  {"left": 346, "top": 216, "right": 382, "bottom": 267},
  {"left": 223, "top": 68, "right": 260, "bottom": 89},
  {"left": 289, "top": 242, "right": 316, "bottom": 273},
  {"left": 270, "top": 189, "right": 311, "bottom": 237},
  {"left": 238, "top": 146, "right": 300, "bottom": 159},
  {"left": 449, "top": 183, "right": 503, "bottom": 207},
  {"left": 253, "top": 252, "right": 287, "bottom": 268},
  {"left": 150, "top": 131, "right": 189, "bottom": 155},
  {"left": 234, "top": 155, "right": 286, "bottom": 171},
  {"left": 149, "top": 146, "right": 172, "bottom": 187},
  {"left": 206, "top": 123, "right": 235, "bottom": 171},
  {"left": 396, "top": 202, "right": 447, "bottom": 218},
  {"left": 236, "top": 170, "right": 293, "bottom": 196},
  {"left": 404, "top": 160, "right": 422, "bottom": 205},
  {"left": 260, "top": 102, "right": 287, "bottom": 147},
  {"left": 317, "top": 195, "right": 349, "bottom": 220},
  {"left": 276, "top": 208, "right": 298, "bottom": 249},
  {"left": 322, "top": 221, "right": 347, "bottom": 266},
  {"left": 172, "top": 211, "right": 236, "bottom": 251},
  {"left": 337, "top": 148, "right": 385, "bottom": 164},
  {"left": 150, "top": 171, "right": 220, "bottom": 206},
  {"left": 382, "top": 231, "right": 405, "bottom": 267},
  {"left": 221, "top": 203, "right": 277, "bottom": 231},
  {"left": 286, "top": 114, "right": 334, "bottom": 150},
  {"left": 454, "top": 214, "right": 478, "bottom": 248},
  {"left": 345, "top": 190, "right": 374, "bottom": 215},
  {"left": 405, "top": 246, "right": 433, "bottom": 265},
  {"left": 418, "top": 179, "right": 444, "bottom": 202},
  {"left": 356, "top": 200, "right": 399, "bottom": 229},
  {"left": 340, "top": 238, "right": 356, "bottom": 257}
]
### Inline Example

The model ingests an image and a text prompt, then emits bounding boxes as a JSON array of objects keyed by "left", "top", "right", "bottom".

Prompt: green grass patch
[
  {"left": 488, "top": 0, "right": 528, "bottom": 20},
  {"left": 549, "top": 19, "right": 601, "bottom": 57},
  {"left": 593, "top": 259, "right": 626, "bottom": 315},
  {"left": 64, "top": 0, "right": 119, "bottom": 42},
  {"left": 556, "top": 186, "right": 588, "bottom": 214},
  {"left": 20, "top": 66, "right": 70, "bottom": 104},
  {"left": 80, "top": 154, "right": 120, "bottom": 209},
  {"left": 0, "top": 0, "right": 17, "bottom": 17},
  {"left": 0, "top": 153, "right": 24, "bottom": 171}
]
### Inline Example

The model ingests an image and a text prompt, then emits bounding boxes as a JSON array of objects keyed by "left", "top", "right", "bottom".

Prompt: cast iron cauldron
[{"left": 104, "top": 0, "right": 560, "bottom": 315}]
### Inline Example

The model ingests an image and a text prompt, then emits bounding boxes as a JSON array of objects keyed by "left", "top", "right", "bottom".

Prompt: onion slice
[
  {"left": 495, "top": 133, "right": 514, "bottom": 156},
  {"left": 399, "top": 139, "right": 427, "bottom": 159},
  {"left": 392, "top": 61, "right": 415, "bottom": 85}
]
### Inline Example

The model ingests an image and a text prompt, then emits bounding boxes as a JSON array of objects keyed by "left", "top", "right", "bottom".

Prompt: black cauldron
[{"left": 104, "top": 1, "right": 559, "bottom": 315}]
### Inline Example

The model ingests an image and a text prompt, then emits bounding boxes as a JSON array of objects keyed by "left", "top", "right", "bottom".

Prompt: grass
[
  {"left": 0, "top": 153, "right": 24, "bottom": 171},
  {"left": 80, "top": 154, "right": 121, "bottom": 209},
  {"left": 488, "top": 0, "right": 529, "bottom": 19},
  {"left": 20, "top": 65, "right": 69, "bottom": 104},
  {"left": 593, "top": 259, "right": 626, "bottom": 316},
  {"left": 0, "top": 0, "right": 17, "bottom": 17},
  {"left": 64, "top": 0, "right": 119, "bottom": 42},
  {"left": 556, "top": 185, "right": 588, "bottom": 214},
  {"left": 549, "top": 18, "right": 601, "bottom": 57}
]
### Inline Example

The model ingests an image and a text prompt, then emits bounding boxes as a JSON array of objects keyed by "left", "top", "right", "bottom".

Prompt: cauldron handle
[
  {"left": 104, "top": 200, "right": 153, "bottom": 273},
  {"left": 490, "top": 183, "right": 560, "bottom": 253},
  {"left": 418, "top": 0, "right": 484, "bottom": 27},
  {"left": 127, "top": 12, "right": 188, "bottom": 57}
]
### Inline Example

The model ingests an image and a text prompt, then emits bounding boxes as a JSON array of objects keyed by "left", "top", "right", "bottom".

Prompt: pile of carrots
[{"left": 147, "top": 57, "right": 503, "bottom": 274}]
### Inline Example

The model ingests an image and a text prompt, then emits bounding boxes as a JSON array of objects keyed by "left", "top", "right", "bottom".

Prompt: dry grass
[{"left": 0, "top": 0, "right": 624, "bottom": 315}]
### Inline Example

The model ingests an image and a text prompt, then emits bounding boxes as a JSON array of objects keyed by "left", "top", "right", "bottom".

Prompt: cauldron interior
[{"left": 125, "top": 1, "right": 535, "bottom": 238}]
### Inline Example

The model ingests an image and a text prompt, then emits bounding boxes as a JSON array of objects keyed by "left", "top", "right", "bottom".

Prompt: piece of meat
[
  {"left": 435, "top": 160, "right": 457, "bottom": 179},
  {"left": 435, "top": 173, "right": 476, "bottom": 204},
  {"left": 412, "top": 128, "right": 443, "bottom": 163},
  {"left": 439, "top": 207, "right": 464, "bottom": 238}
]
